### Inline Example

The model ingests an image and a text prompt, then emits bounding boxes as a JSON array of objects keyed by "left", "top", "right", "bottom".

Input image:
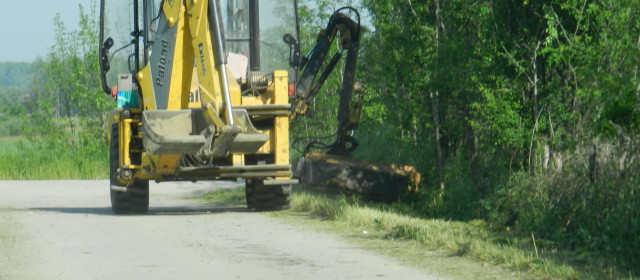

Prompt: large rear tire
[
  {"left": 110, "top": 124, "right": 149, "bottom": 214},
  {"left": 245, "top": 179, "right": 291, "bottom": 211}
]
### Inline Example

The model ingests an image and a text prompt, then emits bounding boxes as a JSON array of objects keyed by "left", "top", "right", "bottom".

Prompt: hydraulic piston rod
[{"left": 208, "top": 0, "right": 235, "bottom": 126}]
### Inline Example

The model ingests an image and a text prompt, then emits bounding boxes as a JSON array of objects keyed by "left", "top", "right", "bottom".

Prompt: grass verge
[
  {"left": 199, "top": 188, "right": 246, "bottom": 206},
  {"left": 0, "top": 138, "right": 108, "bottom": 180},
  {"left": 201, "top": 187, "right": 637, "bottom": 280}
]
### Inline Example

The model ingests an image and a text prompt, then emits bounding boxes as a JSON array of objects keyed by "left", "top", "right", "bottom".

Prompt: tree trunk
[
  {"left": 588, "top": 143, "right": 598, "bottom": 183},
  {"left": 431, "top": 90, "right": 445, "bottom": 198},
  {"left": 465, "top": 117, "right": 479, "bottom": 190},
  {"left": 432, "top": 0, "right": 445, "bottom": 198}
]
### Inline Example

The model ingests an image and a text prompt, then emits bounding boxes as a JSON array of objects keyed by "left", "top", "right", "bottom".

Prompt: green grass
[
  {"left": 0, "top": 137, "right": 108, "bottom": 179},
  {"left": 199, "top": 188, "right": 246, "bottom": 206},
  {"left": 201, "top": 187, "right": 638, "bottom": 280}
]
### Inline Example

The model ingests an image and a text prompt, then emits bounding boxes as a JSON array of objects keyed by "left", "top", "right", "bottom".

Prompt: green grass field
[{"left": 0, "top": 137, "right": 108, "bottom": 180}]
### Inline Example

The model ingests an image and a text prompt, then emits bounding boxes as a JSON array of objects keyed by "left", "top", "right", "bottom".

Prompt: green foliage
[
  {"left": 0, "top": 1, "right": 112, "bottom": 179},
  {"left": 0, "top": 138, "right": 107, "bottom": 179},
  {"left": 0, "top": 87, "right": 28, "bottom": 137},
  {"left": 486, "top": 144, "right": 640, "bottom": 272},
  {"left": 289, "top": 0, "right": 368, "bottom": 157},
  {"left": 289, "top": 191, "right": 351, "bottom": 219},
  {"left": 199, "top": 188, "right": 246, "bottom": 206},
  {"left": 0, "top": 62, "right": 32, "bottom": 88},
  {"left": 345, "top": 0, "right": 640, "bottom": 276},
  {"left": 25, "top": 2, "right": 113, "bottom": 154}
]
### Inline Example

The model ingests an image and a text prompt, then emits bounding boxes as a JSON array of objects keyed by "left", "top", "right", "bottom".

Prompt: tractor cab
[{"left": 98, "top": 0, "right": 298, "bottom": 98}]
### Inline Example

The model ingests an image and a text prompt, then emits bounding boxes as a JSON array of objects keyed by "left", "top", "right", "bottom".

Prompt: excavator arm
[
  {"left": 285, "top": 7, "right": 421, "bottom": 199},
  {"left": 288, "top": 7, "right": 361, "bottom": 156}
]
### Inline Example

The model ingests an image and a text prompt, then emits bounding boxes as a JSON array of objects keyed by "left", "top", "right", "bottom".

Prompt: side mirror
[
  {"left": 99, "top": 37, "right": 114, "bottom": 95},
  {"left": 283, "top": 33, "right": 305, "bottom": 69}
]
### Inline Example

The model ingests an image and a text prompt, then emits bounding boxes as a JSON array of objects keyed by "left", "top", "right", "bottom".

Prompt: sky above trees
[{"left": 0, "top": 1, "right": 84, "bottom": 62}]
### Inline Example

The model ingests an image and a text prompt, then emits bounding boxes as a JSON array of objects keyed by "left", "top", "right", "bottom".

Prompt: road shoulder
[
  {"left": 0, "top": 208, "right": 46, "bottom": 280},
  {"left": 268, "top": 211, "right": 532, "bottom": 280}
]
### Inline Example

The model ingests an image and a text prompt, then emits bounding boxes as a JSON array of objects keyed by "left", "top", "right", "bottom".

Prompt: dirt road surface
[{"left": 0, "top": 180, "right": 447, "bottom": 280}]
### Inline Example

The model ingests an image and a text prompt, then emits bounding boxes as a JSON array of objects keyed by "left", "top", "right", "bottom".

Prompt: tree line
[
  {"left": 283, "top": 0, "right": 640, "bottom": 272},
  {"left": 0, "top": 2, "right": 112, "bottom": 152},
  {"left": 349, "top": 0, "right": 639, "bottom": 270}
]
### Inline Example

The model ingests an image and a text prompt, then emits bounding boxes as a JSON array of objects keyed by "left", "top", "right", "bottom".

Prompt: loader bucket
[
  {"left": 142, "top": 109, "right": 268, "bottom": 156},
  {"left": 294, "top": 152, "right": 420, "bottom": 200},
  {"left": 141, "top": 110, "right": 209, "bottom": 155}
]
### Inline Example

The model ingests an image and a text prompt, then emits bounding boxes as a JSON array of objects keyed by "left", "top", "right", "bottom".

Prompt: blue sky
[
  {"left": 0, "top": 1, "right": 280, "bottom": 63},
  {"left": 0, "top": 1, "right": 86, "bottom": 62},
  {"left": 0, "top": 1, "right": 367, "bottom": 63}
]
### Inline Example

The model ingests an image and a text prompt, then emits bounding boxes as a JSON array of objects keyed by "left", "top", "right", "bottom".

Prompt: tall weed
[
  {"left": 486, "top": 141, "right": 640, "bottom": 272},
  {"left": 0, "top": 138, "right": 107, "bottom": 180}
]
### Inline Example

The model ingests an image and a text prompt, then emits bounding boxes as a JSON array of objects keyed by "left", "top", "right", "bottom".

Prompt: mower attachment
[{"left": 294, "top": 152, "right": 420, "bottom": 200}]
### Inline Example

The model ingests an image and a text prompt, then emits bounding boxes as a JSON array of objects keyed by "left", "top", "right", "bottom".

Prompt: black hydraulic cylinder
[
  {"left": 142, "top": 0, "right": 149, "bottom": 65},
  {"left": 337, "top": 36, "right": 359, "bottom": 127},
  {"left": 133, "top": 0, "right": 140, "bottom": 71},
  {"left": 249, "top": 0, "right": 260, "bottom": 71}
]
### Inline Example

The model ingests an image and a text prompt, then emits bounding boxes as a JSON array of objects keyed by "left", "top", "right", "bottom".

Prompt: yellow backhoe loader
[{"left": 99, "top": 0, "right": 419, "bottom": 214}]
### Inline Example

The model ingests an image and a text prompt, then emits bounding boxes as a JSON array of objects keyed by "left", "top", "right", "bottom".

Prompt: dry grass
[{"left": 287, "top": 191, "right": 639, "bottom": 280}]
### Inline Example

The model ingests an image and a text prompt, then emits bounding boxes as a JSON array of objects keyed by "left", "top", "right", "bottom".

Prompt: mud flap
[{"left": 294, "top": 152, "right": 420, "bottom": 200}]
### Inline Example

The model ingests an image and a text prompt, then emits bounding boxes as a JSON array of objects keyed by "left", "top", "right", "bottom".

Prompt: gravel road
[{"left": 0, "top": 180, "right": 447, "bottom": 280}]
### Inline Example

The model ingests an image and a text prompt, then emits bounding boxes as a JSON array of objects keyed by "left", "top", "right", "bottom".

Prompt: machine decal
[
  {"left": 198, "top": 43, "right": 207, "bottom": 77},
  {"left": 155, "top": 40, "right": 169, "bottom": 87},
  {"left": 148, "top": 13, "right": 178, "bottom": 110}
]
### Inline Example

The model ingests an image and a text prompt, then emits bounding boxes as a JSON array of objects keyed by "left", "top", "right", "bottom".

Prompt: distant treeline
[{"left": 0, "top": 62, "right": 32, "bottom": 88}]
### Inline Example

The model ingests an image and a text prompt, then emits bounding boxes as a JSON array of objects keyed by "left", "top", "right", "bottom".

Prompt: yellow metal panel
[
  {"left": 106, "top": 111, "right": 120, "bottom": 145},
  {"left": 119, "top": 119, "right": 134, "bottom": 167},
  {"left": 256, "top": 129, "right": 272, "bottom": 154},
  {"left": 185, "top": 0, "right": 242, "bottom": 111},
  {"left": 274, "top": 116, "right": 290, "bottom": 167},
  {"left": 139, "top": 153, "right": 157, "bottom": 178},
  {"left": 241, "top": 90, "right": 275, "bottom": 106},
  {"left": 138, "top": 65, "right": 157, "bottom": 110},
  {"left": 162, "top": 0, "right": 182, "bottom": 27},
  {"left": 137, "top": 154, "right": 180, "bottom": 177},
  {"left": 156, "top": 155, "right": 182, "bottom": 174},
  {"left": 229, "top": 66, "right": 241, "bottom": 106},
  {"left": 272, "top": 71, "right": 290, "bottom": 171},
  {"left": 241, "top": 96, "right": 258, "bottom": 106},
  {"left": 272, "top": 70, "right": 289, "bottom": 105},
  {"left": 186, "top": 0, "right": 222, "bottom": 112},
  {"left": 166, "top": 2, "right": 194, "bottom": 110},
  {"left": 188, "top": 68, "right": 202, "bottom": 108},
  {"left": 232, "top": 154, "right": 244, "bottom": 166}
]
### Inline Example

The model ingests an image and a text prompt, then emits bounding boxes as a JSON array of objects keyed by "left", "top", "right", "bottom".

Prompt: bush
[
  {"left": 0, "top": 117, "right": 24, "bottom": 137},
  {"left": 485, "top": 141, "right": 640, "bottom": 271}
]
